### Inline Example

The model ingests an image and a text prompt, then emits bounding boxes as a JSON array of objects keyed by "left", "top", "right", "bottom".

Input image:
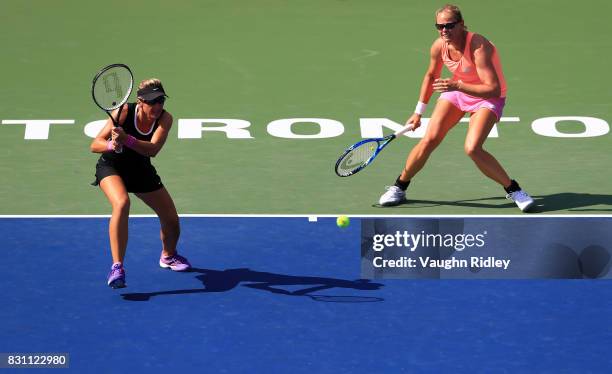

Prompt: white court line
[{"left": 1, "top": 214, "right": 612, "bottom": 219}]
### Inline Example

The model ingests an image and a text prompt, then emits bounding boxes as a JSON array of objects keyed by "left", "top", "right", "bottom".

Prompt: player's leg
[
  {"left": 99, "top": 175, "right": 130, "bottom": 288},
  {"left": 400, "top": 99, "right": 466, "bottom": 182},
  {"left": 135, "top": 187, "right": 191, "bottom": 271},
  {"left": 464, "top": 108, "right": 511, "bottom": 186},
  {"left": 466, "top": 108, "right": 534, "bottom": 211},
  {"left": 99, "top": 175, "right": 130, "bottom": 264},
  {"left": 135, "top": 187, "right": 179, "bottom": 256},
  {"left": 379, "top": 99, "right": 464, "bottom": 206}
]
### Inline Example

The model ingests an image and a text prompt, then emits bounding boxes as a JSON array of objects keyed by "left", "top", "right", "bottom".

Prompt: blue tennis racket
[{"left": 335, "top": 124, "right": 414, "bottom": 177}]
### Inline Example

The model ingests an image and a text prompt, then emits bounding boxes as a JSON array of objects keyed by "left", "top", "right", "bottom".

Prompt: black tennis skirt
[{"left": 92, "top": 159, "right": 163, "bottom": 193}]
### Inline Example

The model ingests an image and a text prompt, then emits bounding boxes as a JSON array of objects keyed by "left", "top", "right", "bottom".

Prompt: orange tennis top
[{"left": 441, "top": 32, "right": 507, "bottom": 98}]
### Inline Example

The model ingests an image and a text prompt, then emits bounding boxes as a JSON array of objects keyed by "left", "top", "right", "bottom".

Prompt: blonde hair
[
  {"left": 435, "top": 4, "right": 464, "bottom": 23},
  {"left": 138, "top": 78, "right": 164, "bottom": 91}
]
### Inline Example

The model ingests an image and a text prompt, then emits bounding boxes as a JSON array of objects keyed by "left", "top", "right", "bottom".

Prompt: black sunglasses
[
  {"left": 435, "top": 21, "right": 459, "bottom": 31},
  {"left": 143, "top": 96, "right": 166, "bottom": 105}
]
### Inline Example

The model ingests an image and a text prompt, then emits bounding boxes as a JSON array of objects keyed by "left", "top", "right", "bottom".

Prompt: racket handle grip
[
  {"left": 111, "top": 123, "right": 123, "bottom": 153},
  {"left": 107, "top": 139, "right": 123, "bottom": 153},
  {"left": 394, "top": 124, "right": 415, "bottom": 137}
]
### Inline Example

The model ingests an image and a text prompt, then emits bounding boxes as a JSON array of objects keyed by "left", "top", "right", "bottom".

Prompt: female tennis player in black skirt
[{"left": 91, "top": 79, "right": 190, "bottom": 289}]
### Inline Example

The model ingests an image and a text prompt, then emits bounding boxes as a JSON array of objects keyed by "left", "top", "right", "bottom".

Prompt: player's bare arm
[
  {"left": 407, "top": 39, "right": 445, "bottom": 128},
  {"left": 113, "top": 112, "right": 173, "bottom": 157},
  {"left": 90, "top": 104, "right": 129, "bottom": 153}
]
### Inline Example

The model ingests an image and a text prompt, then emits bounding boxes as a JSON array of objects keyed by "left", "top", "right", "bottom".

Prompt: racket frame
[
  {"left": 91, "top": 63, "right": 134, "bottom": 153},
  {"left": 334, "top": 124, "right": 414, "bottom": 177}
]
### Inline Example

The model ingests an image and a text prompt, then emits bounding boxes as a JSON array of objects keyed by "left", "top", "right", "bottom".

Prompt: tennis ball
[{"left": 336, "top": 215, "right": 350, "bottom": 228}]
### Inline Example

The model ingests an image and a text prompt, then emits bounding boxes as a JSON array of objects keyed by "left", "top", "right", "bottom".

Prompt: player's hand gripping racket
[
  {"left": 334, "top": 124, "right": 414, "bottom": 177},
  {"left": 91, "top": 63, "right": 134, "bottom": 153}
]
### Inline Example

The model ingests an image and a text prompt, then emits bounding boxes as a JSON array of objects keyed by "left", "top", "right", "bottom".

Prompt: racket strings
[
  {"left": 336, "top": 141, "right": 377, "bottom": 176},
  {"left": 102, "top": 72, "right": 123, "bottom": 98},
  {"left": 93, "top": 66, "right": 133, "bottom": 111}
]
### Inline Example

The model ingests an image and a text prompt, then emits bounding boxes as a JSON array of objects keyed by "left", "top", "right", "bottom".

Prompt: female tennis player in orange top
[{"left": 379, "top": 4, "right": 534, "bottom": 211}]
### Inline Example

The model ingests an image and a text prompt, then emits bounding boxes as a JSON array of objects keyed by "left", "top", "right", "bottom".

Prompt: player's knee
[
  {"left": 464, "top": 143, "right": 482, "bottom": 158},
  {"left": 112, "top": 196, "right": 130, "bottom": 213},
  {"left": 420, "top": 136, "right": 442, "bottom": 152}
]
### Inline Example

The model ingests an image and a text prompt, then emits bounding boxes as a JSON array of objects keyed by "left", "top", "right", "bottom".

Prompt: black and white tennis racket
[
  {"left": 334, "top": 124, "right": 414, "bottom": 177},
  {"left": 91, "top": 63, "right": 134, "bottom": 153}
]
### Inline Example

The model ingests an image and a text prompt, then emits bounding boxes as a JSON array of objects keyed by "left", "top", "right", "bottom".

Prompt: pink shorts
[{"left": 439, "top": 91, "right": 506, "bottom": 121}]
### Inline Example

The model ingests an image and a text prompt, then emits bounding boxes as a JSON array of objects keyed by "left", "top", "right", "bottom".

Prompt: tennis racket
[
  {"left": 334, "top": 124, "right": 414, "bottom": 177},
  {"left": 91, "top": 63, "right": 134, "bottom": 153}
]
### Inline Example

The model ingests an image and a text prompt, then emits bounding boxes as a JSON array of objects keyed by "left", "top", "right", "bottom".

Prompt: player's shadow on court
[
  {"left": 372, "top": 192, "right": 612, "bottom": 212},
  {"left": 372, "top": 197, "right": 514, "bottom": 210},
  {"left": 121, "top": 268, "right": 384, "bottom": 303},
  {"left": 531, "top": 193, "right": 612, "bottom": 212}
]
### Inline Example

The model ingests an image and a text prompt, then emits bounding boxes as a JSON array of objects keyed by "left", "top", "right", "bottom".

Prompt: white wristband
[{"left": 415, "top": 101, "right": 427, "bottom": 115}]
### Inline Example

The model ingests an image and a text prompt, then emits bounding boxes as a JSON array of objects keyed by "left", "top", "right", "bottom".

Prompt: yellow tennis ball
[{"left": 336, "top": 215, "right": 350, "bottom": 228}]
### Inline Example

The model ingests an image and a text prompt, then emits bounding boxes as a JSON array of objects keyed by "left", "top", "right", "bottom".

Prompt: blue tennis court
[{"left": 1, "top": 217, "right": 611, "bottom": 372}]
